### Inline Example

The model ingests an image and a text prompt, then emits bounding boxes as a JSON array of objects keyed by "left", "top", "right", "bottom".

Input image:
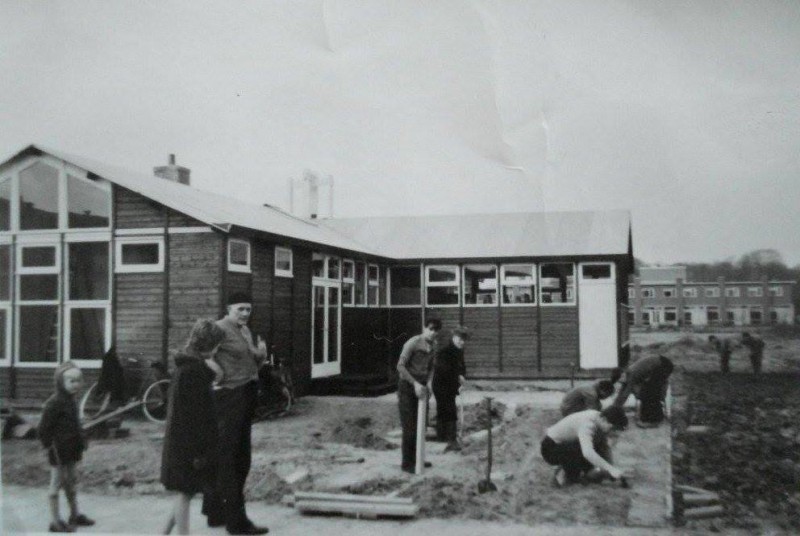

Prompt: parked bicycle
[{"left": 79, "top": 352, "right": 171, "bottom": 424}]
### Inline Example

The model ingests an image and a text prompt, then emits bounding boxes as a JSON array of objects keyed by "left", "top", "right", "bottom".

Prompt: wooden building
[{"left": 0, "top": 146, "right": 633, "bottom": 401}]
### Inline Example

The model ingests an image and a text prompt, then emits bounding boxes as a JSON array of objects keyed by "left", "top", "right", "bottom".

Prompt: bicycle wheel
[
  {"left": 142, "top": 379, "right": 171, "bottom": 423},
  {"left": 79, "top": 382, "right": 111, "bottom": 421}
]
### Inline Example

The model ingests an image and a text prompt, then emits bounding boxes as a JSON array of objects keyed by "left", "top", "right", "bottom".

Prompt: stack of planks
[
  {"left": 293, "top": 491, "right": 419, "bottom": 520},
  {"left": 675, "top": 484, "right": 724, "bottom": 520}
]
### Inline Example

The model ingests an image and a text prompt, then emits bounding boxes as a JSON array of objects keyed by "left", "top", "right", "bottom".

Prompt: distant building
[{"left": 628, "top": 267, "right": 795, "bottom": 327}]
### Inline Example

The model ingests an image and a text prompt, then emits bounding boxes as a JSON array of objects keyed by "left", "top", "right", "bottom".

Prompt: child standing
[
  {"left": 38, "top": 361, "right": 95, "bottom": 533},
  {"left": 161, "top": 319, "right": 225, "bottom": 535}
]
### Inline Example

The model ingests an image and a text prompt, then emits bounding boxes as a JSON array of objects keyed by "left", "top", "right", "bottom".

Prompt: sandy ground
[{"left": 1, "top": 378, "right": 671, "bottom": 531}]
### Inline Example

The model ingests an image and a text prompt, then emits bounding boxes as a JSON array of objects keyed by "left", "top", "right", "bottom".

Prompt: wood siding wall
[
  {"left": 291, "top": 248, "right": 312, "bottom": 395},
  {"left": 167, "top": 233, "right": 223, "bottom": 355},
  {"left": 539, "top": 307, "right": 580, "bottom": 375},
  {"left": 341, "top": 308, "right": 391, "bottom": 377},
  {"left": 115, "top": 273, "right": 164, "bottom": 364},
  {"left": 1, "top": 368, "right": 101, "bottom": 403}
]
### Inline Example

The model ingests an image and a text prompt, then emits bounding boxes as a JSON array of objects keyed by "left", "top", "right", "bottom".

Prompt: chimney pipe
[{"left": 154, "top": 154, "right": 190, "bottom": 185}]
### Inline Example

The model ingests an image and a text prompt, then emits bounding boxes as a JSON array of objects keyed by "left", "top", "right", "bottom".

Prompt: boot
[{"left": 443, "top": 421, "right": 461, "bottom": 452}]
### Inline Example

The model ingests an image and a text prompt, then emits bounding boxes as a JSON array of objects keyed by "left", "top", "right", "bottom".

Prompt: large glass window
[
  {"left": 68, "top": 308, "right": 106, "bottom": 362},
  {"left": 342, "top": 260, "right": 355, "bottom": 306},
  {"left": 426, "top": 265, "right": 459, "bottom": 306},
  {"left": 19, "top": 161, "right": 59, "bottom": 230},
  {"left": 539, "top": 263, "right": 575, "bottom": 304},
  {"left": 390, "top": 266, "right": 421, "bottom": 306},
  {"left": 463, "top": 265, "right": 497, "bottom": 306},
  {"left": 67, "top": 175, "right": 110, "bottom": 228},
  {"left": 68, "top": 242, "right": 109, "bottom": 300},
  {"left": 18, "top": 305, "right": 59, "bottom": 363},
  {"left": 0, "top": 178, "right": 11, "bottom": 231},
  {"left": 501, "top": 264, "right": 536, "bottom": 305},
  {"left": 368, "top": 264, "right": 379, "bottom": 306},
  {"left": 0, "top": 245, "right": 11, "bottom": 301},
  {"left": 355, "top": 262, "right": 366, "bottom": 305}
]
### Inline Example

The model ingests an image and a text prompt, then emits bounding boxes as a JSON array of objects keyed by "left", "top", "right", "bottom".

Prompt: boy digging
[{"left": 38, "top": 361, "right": 95, "bottom": 533}]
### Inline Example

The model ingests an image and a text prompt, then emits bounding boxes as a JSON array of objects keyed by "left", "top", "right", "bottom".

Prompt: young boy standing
[{"left": 38, "top": 361, "right": 95, "bottom": 533}]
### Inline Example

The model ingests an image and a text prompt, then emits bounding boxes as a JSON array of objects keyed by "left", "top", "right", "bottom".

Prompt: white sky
[{"left": 2, "top": 0, "right": 799, "bottom": 265}]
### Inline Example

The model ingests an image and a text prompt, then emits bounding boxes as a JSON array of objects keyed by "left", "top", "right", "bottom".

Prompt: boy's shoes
[
  {"left": 69, "top": 514, "right": 95, "bottom": 526},
  {"left": 48, "top": 520, "right": 75, "bottom": 532},
  {"left": 226, "top": 522, "right": 269, "bottom": 535}
]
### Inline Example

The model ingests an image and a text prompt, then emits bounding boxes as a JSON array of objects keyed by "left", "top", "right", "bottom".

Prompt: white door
[
  {"left": 311, "top": 282, "right": 341, "bottom": 378},
  {"left": 578, "top": 263, "right": 618, "bottom": 368}
]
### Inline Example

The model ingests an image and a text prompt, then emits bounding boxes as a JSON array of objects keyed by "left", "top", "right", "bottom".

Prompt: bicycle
[
  {"left": 79, "top": 354, "right": 171, "bottom": 424},
  {"left": 252, "top": 350, "right": 295, "bottom": 422}
]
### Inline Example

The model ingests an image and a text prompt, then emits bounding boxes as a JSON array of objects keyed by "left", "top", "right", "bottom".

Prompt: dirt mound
[
  {"left": 399, "top": 476, "right": 513, "bottom": 521},
  {"left": 461, "top": 401, "right": 507, "bottom": 435},
  {"left": 339, "top": 477, "right": 406, "bottom": 496},
  {"left": 326, "top": 416, "right": 397, "bottom": 450}
]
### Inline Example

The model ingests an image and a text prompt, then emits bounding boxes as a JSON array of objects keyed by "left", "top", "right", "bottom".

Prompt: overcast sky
[{"left": 2, "top": 0, "right": 799, "bottom": 265}]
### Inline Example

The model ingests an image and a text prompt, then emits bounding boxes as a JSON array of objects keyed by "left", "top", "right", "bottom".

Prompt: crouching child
[
  {"left": 161, "top": 319, "right": 226, "bottom": 535},
  {"left": 38, "top": 361, "right": 95, "bottom": 533},
  {"left": 540, "top": 406, "right": 628, "bottom": 486}
]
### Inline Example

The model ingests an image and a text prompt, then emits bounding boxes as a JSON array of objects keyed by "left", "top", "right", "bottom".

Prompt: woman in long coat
[{"left": 161, "top": 319, "right": 225, "bottom": 535}]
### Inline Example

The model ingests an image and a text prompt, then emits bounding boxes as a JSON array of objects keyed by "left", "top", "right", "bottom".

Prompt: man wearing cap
[
  {"left": 202, "top": 292, "right": 269, "bottom": 535},
  {"left": 432, "top": 326, "right": 469, "bottom": 452},
  {"left": 560, "top": 379, "right": 616, "bottom": 417}
]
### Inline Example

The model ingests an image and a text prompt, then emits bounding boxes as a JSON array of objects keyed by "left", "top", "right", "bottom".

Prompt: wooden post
[{"left": 415, "top": 397, "right": 427, "bottom": 475}]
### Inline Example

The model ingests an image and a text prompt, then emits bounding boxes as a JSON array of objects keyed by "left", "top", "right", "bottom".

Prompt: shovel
[{"left": 477, "top": 397, "right": 497, "bottom": 493}]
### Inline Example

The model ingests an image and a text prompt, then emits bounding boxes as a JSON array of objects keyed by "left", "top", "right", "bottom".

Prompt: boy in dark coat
[
  {"left": 432, "top": 326, "right": 469, "bottom": 452},
  {"left": 161, "top": 319, "right": 226, "bottom": 535},
  {"left": 38, "top": 361, "right": 95, "bottom": 533}
]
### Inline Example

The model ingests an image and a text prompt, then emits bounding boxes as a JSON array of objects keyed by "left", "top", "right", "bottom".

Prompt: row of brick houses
[
  {"left": 0, "top": 145, "right": 634, "bottom": 401},
  {"left": 628, "top": 266, "right": 795, "bottom": 327}
]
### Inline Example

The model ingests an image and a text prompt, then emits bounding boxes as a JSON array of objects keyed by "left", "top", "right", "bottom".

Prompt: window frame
[
  {"left": 628, "top": 287, "right": 635, "bottom": 299},
  {"left": 640, "top": 288, "right": 655, "bottom": 299},
  {"left": 501, "top": 264, "right": 537, "bottom": 307},
  {"left": 425, "top": 265, "right": 460, "bottom": 307},
  {"left": 768, "top": 286, "right": 783, "bottom": 297},
  {"left": 341, "top": 259, "right": 355, "bottom": 307},
  {"left": 704, "top": 287, "right": 720, "bottom": 298},
  {"left": 662, "top": 288, "right": 675, "bottom": 298},
  {"left": 0, "top": 304, "right": 10, "bottom": 366},
  {"left": 725, "top": 287, "right": 740, "bottom": 298},
  {"left": 388, "top": 265, "right": 422, "bottom": 308},
  {"left": 682, "top": 287, "right": 698, "bottom": 298},
  {"left": 747, "top": 286, "right": 763, "bottom": 297},
  {"left": 114, "top": 236, "right": 165, "bottom": 273},
  {"left": 538, "top": 263, "right": 576, "bottom": 306},
  {"left": 66, "top": 238, "right": 111, "bottom": 302},
  {"left": 367, "top": 263, "right": 380, "bottom": 306},
  {"left": 227, "top": 239, "right": 251, "bottom": 273},
  {"left": 64, "top": 304, "right": 111, "bottom": 368},
  {"left": 274, "top": 246, "right": 293, "bottom": 278},
  {"left": 462, "top": 264, "right": 498, "bottom": 307}
]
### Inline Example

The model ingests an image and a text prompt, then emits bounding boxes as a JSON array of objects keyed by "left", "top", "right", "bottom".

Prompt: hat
[{"left": 226, "top": 291, "right": 253, "bottom": 306}]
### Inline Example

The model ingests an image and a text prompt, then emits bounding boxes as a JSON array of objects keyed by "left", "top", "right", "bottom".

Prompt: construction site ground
[{"left": 3, "top": 326, "right": 798, "bottom": 533}]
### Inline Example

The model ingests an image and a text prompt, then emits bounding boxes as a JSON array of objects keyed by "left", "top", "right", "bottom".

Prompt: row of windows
[
  {"left": 632, "top": 306, "right": 787, "bottom": 326},
  {"left": 391, "top": 263, "right": 580, "bottom": 307},
  {"left": 630, "top": 285, "right": 784, "bottom": 299}
]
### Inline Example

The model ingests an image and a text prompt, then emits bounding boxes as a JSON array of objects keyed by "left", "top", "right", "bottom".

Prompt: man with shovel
[{"left": 396, "top": 318, "right": 441, "bottom": 473}]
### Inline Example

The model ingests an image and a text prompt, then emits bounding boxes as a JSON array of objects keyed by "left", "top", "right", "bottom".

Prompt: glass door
[{"left": 311, "top": 279, "right": 341, "bottom": 378}]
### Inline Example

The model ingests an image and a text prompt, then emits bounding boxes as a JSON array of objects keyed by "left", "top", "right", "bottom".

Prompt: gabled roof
[
  {"left": 5, "top": 145, "right": 379, "bottom": 255},
  {"left": 2, "top": 145, "right": 632, "bottom": 261},
  {"left": 320, "top": 210, "right": 632, "bottom": 259}
]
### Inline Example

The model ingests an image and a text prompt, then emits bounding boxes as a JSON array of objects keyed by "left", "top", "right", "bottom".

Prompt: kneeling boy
[{"left": 540, "top": 406, "right": 628, "bottom": 486}]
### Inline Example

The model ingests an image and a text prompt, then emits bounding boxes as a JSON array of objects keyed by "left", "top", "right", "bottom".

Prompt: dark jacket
[
  {"left": 432, "top": 342, "right": 466, "bottom": 395},
  {"left": 160, "top": 353, "right": 219, "bottom": 494},
  {"left": 38, "top": 363, "right": 85, "bottom": 466}
]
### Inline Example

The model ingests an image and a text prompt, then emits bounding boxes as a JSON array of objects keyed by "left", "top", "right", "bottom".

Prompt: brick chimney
[{"left": 154, "top": 154, "right": 190, "bottom": 185}]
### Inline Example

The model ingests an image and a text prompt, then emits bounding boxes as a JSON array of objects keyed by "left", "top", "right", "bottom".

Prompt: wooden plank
[
  {"left": 293, "top": 492, "right": 413, "bottom": 505},
  {"left": 416, "top": 397, "right": 426, "bottom": 475},
  {"left": 682, "top": 494, "right": 720, "bottom": 507},
  {"left": 295, "top": 500, "right": 418, "bottom": 518},
  {"left": 675, "top": 484, "right": 714, "bottom": 495},
  {"left": 682, "top": 505, "right": 724, "bottom": 520},
  {"left": 81, "top": 400, "right": 142, "bottom": 430}
]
